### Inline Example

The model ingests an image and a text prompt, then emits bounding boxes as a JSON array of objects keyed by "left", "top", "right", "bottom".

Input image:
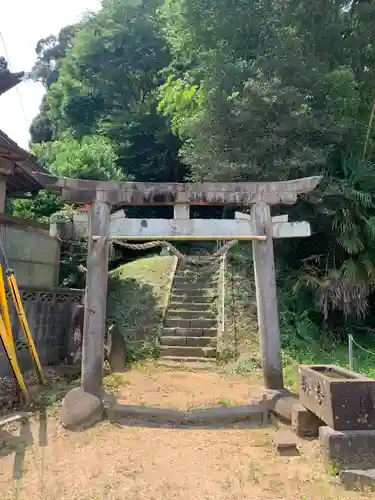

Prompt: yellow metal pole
[
  {"left": 0, "top": 314, "right": 29, "bottom": 404},
  {"left": 0, "top": 265, "right": 12, "bottom": 340},
  {"left": 7, "top": 272, "right": 46, "bottom": 385}
]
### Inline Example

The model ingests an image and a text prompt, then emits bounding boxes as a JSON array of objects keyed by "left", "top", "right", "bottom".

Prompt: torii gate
[{"left": 34, "top": 173, "right": 321, "bottom": 396}]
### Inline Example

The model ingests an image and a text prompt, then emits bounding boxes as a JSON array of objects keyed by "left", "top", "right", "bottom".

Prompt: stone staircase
[{"left": 160, "top": 261, "right": 218, "bottom": 363}]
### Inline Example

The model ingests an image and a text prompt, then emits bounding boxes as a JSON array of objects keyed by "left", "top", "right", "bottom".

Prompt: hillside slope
[{"left": 106, "top": 256, "right": 177, "bottom": 361}]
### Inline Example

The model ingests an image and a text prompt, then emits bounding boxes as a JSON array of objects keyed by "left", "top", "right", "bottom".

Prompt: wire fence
[{"left": 348, "top": 334, "right": 375, "bottom": 374}]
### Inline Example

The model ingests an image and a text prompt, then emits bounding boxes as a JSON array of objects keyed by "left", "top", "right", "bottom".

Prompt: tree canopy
[{"left": 18, "top": 0, "right": 375, "bottom": 331}]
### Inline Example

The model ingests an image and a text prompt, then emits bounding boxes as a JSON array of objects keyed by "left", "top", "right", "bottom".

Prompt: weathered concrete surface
[
  {"left": 272, "top": 429, "right": 298, "bottom": 455},
  {"left": 81, "top": 201, "right": 110, "bottom": 396},
  {"left": 299, "top": 364, "right": 375, "bottom": 431},
  {"left": 249, "top": 388, "right": 294, "bottom": 410},
  {"left": 108, "top": 404, "right": 185, "bottom": 425},
  {"left": 184, "top": 405, "right": 264, "bottom": 426},
  {"left": 319, "top": 426, "right": 375, "bottom": 471},
  {"left": 52, "top": 217, "right": 312, "bottom": 241},
  {"left": 292, "top": 403, "right": 324, "bottom": 437},
  {"left": 340, "top": 469, "right": 375, "bottom": 490},
  {"left": 109, "top": 404, "right": 265, "bottom": 427},
  {"left": 251, "top": 201, "right": 283, "bottom": 389},
  {"left": 59, "top": 387, "right": 104, "bottom": 430},
  {"left": 33, "top": 172, "right": 322, "bottom": 206}
]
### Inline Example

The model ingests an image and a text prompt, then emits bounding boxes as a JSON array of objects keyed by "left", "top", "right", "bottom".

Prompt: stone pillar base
[
  {"left": 320, "top": 426, "right": 375, "bottom": 471},
  {"left": 59, "top": 387, "right": 104, "bottom": 430}
]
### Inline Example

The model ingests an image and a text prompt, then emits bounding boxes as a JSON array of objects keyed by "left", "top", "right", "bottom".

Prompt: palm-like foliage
[{"left": 296, "top": 154, "right": 375, "bottom": 318}]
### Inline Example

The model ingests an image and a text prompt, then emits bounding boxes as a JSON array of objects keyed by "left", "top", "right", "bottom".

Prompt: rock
[
  {"left": 292, "top": 403, "right": 324, "bottom": 437},
  {"left": 319, "top": 426, "right": 375, "bottom": 471},
  {"left": 340, "top": 469, "right": 375, "bottom": 490},
  {"left": 59, "top": 387, "right": 103, "bottom": 430}
]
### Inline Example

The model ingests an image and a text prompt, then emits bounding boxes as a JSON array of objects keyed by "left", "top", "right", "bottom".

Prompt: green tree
[
  {"left": 32, "top": 135, "right": 124, "bottom": 180},
  {"left": 35, "top": 0, "right": 186, "bottom": 182},
  {"left": 158, "top": 0, "right": 373, "bottom": 181},
  {"left": 10, "top": 135, "right": 123, "bottom": 222}
]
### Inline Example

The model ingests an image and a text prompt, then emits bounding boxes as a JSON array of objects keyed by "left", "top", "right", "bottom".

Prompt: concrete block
[
  {"left": 292, "top": 403, "right": 324, "bottom": 437},
  {"left": 109, "top": 404, "right": 265, "bottom": 427},
  {"left": 319, "top": 426, "right": 375, "bottom": 471},
  {"left": 184, "top": 405, "right": 263, "bottom": 426},
  {"left": 109, "top": 404, "right": 185, "bottom": 425},
  {"left": 167, "top": 310, "right": 215, "bottom": 319},
  {"left": 272, "top": 430, "right": 298, "bottom": 454},
  {"left": 340, "top": 469, "right": 375, "bottom": 490},
  {"left": 170, "top": 294, "right": 211, "bottom": 303},
  {"left": 160, "top": 345, "right": 216, "bottom": 358},
  {"left": 160, "top": 336, "right": 187, "bottom": 346},
  {"left": 165, "top": 318, "right": 216, "bottom": 329},
  {"left": 169, "top": 302, "right": 209, "bottom": 312},
  {"left": 186, "top": 336, "right": 216, "bottom": 347}
]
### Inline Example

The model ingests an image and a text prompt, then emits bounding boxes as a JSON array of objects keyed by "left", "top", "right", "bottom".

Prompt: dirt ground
[{"left": 0, "top": 363, "right": 372, "bottom": 500}]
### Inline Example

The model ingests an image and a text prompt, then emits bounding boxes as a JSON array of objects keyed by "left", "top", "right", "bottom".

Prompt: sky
[{"left": 0, "top": 0, "right": 102, "bottom": 149}]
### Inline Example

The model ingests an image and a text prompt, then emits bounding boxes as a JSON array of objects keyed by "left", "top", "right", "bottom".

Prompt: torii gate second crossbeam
[{"left": 34, "top": 173, "right": 321, "bottom": 397}]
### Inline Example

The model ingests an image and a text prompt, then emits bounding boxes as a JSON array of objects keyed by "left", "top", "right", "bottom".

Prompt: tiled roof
[
  {"left": 0, "top": 129, "right": 48, "bottom": 194},
  {"left": 0, "top": 71, "right": 24, "bottom": 96}
]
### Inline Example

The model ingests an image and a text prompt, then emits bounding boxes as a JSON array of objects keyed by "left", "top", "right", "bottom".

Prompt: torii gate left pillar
[
  {"left": 82, "top": 199, "right": 111, "bottom": 396},
  {"left": 34, "top": 173, "right": 321, "bottom": 398}
]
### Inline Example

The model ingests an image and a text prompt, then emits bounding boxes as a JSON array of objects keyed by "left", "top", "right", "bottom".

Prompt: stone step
[
  {"left": 170, "top": 293, "right": 212, "bottom": 302},
  {"left": 165, "top": 318, "right": 217, "bottom": 329},
  {"left": 173, "top": 284, "right": 213, "bottom": 293},
  {"left": 160, "top": 356, "right": 215, "bottom": 365},
  {"left": 163, "top": 327, "right": 217, "bottom": 337},
  {"left": 166, "top": 310, "right": 215, "bottom": 320},
  {"left": 169, "top": 302, "right": 212, "bottom": 312},
  {"left": 174, "top": 271, "right": 216, "bottom": 278},
  {"left": 173, "top": 277, "right": 216, "bottom": 285},
  {"left": 160, "top": 336, "right": 217, "bottom": 347},
  {"left": 160, "top": 346, "right": 217, "bottom": 358}
]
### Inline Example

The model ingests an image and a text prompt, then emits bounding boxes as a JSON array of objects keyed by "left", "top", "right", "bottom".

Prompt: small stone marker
[
  {"left": 272, "top": 429, "right": 298, "bottom": 454},
  {"left": 106, "top": 324, "right": 126, "bottom": 372}
]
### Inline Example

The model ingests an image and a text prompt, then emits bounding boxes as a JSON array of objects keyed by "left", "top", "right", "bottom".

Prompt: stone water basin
[{"left": 298, "top": 364, "right": 375, "bottom": 431}]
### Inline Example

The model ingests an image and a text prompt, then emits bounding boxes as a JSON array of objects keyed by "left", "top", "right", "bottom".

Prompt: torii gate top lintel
[{"left": 33, "top": 172, "right": 322, "bottom": 206}]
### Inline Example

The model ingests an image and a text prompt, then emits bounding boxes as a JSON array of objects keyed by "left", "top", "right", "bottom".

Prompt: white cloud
[{"left": 0, "top": 0, "right": 101, "bottom": 148}]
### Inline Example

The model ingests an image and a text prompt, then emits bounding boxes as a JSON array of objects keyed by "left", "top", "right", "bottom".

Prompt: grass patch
[
  {"left": 107, "top": 256, "right": 176, "bottom": 364},
  {"left": 103, "top": 373, "right": 127, "bottom": 391},
  {"left": 225, "top": 250, "right": 375, "bottom": 389}
]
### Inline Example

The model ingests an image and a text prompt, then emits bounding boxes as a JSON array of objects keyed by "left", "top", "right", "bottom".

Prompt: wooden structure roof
[
  {"left": 0, "top": 70, "right": 24, "bottom": 96},
  {"left": 0, "top": 130, "right": 47, "bottom": 195}
]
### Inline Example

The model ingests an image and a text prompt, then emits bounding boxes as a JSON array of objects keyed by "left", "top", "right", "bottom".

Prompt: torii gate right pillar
[{"left": 252, "top": 201, "right": 283, "bottom": 389}]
